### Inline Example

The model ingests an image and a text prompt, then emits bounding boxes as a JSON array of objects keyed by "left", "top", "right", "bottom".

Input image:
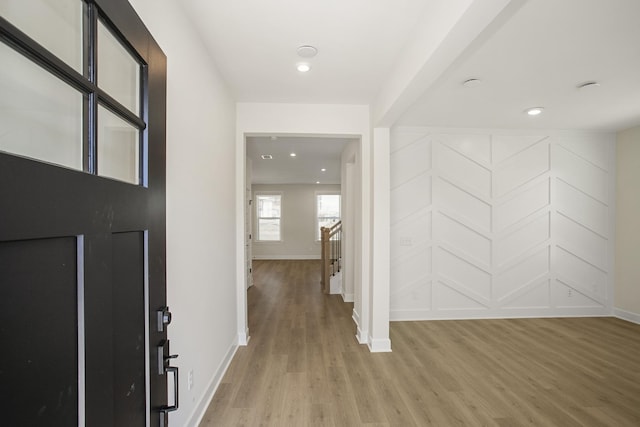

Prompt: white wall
[
  {"left": 252, "top": 184, "right": 340, "bottom": 259},
  {"left": 390, "top": 127, "right": 615, "bottom": 320},
  {"left": 369, "top": 128, "right": 392, "bottom": 351},
  {"left": 128, "top": 2, "right": 237, "bottom": 426},
  {"left": 615, "top": 125, "right": 640, "bottom": 323},
  {"left": 236, "top": 103, "right": 372, "bottom": 345},
  {"left": 341, "top": 141, "right": 359, "bottom": 303}
]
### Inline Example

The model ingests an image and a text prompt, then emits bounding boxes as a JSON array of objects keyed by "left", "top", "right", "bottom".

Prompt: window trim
[
  {"left": 315, "top": 191, "right": 341, "bottom": 241},
  {"left": 255, "top": 192, "right": 283, "bottom": 242}
]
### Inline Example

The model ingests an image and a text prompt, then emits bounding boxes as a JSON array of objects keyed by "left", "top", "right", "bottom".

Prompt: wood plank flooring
[{"left": 199, "top": 260, "right": 640, "bottom": 426}]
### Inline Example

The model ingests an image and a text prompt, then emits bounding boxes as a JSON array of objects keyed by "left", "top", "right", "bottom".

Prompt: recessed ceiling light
[
  {"left": 525, "top": 107, "right": 544, "bottom": 116},
  {"left": 289, "top": 152, "right": 297, "bottom": 157},
  {"left": 261, "top": 154, "right": 273, "bottom": 160},
  {"left": 297, "top": 63, "right": 311, "bottom": 73},
  {"left": 316, "top": 181, "right": 320, "bottom": 184},
  {"left": 462, "top": 78, "right": 482, "bottom": 88},
  {"left": 321, "top": 168, "right": 326, "bottom": 172},
  {"left": 297, "top": 45, "right": 318, "bottom": 58},
  {"left": 270, "top": 136, "right": 278, "bottom": 141}
]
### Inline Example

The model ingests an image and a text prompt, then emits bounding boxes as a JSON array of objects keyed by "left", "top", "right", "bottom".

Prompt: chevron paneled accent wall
[{"left": 390, "top": 128, "right": 615, "bottom": 320}]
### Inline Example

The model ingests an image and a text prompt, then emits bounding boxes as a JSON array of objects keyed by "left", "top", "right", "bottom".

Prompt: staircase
[{"left": 320, "top": 221, "right": 342, "bottom": 294}]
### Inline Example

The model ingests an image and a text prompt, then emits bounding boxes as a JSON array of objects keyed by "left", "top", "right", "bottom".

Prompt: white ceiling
[
  {"left": 181, "top": 0, "right": 640, "bottom": 183},
  {"left": 246, "top": 136, "right": 353, "bottom": 184},
  {"left": 181, "top": 0, "right": 432, "bottom": 104},
  {"left": 397, "top": 0, "right": 640, "bottom": 131}
]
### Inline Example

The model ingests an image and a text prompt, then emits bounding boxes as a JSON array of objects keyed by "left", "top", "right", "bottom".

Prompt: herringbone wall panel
[{"left": 390, "top": 129, "right": 614, "bottom": 320}]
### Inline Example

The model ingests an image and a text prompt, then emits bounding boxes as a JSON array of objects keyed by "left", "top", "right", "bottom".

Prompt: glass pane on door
[
  {"left": 0, "top": 41, "right": 84, "bottom": 170},
  {"left": 98, "top": 20, "right": 140, "bottom": 114},
  {"left": 0, "top": 0, "right": 85, "bottom": 73},
  {"left": 97, "top": 105, "right": 140, "bottom": 184}
]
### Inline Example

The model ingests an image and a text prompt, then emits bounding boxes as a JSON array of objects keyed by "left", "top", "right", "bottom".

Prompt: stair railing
[{"left": 321, "top": 221, "right": 342, "bottom": 294}]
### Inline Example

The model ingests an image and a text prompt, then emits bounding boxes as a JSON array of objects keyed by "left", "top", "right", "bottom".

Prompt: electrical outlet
[
  {"left": 188, "top": 369, "right": 194, "bottom": 391},
  {"left": 567, "top": 288, "right": 573, "bottom": 298}
]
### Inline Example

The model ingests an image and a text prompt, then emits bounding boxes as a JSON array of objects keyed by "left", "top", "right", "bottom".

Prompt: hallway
[
  {"left": 199, "top": 259, "right": 366, "bottom": 426},
  {"left": 199, "top": 260, "right": 640, "bottom": 426}
]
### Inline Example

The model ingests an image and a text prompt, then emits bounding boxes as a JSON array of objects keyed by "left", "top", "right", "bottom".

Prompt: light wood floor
[{"left": 200, "top": 260, "right": 640, "bottom": 426}]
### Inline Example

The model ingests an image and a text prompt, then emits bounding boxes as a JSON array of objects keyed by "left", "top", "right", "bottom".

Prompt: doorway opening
[{"left": 243, "top": 134, "right": 360, "bottom": 339}]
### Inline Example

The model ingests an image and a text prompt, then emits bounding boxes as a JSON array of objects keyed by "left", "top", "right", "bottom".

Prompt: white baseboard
[
  {"left": 614, "top": 307, "right": 640, "bottom": 325},
  {"left": 352, "top": 309, "right": 368, "bottom": 344},
  {"left": 237, "top": 329, "right": 250, "bottom": 346},
  {"left": 368, "top": 337, "right": 392, "bottom": 353},
  {"left": 342, "top": 292, "right": 354, "bottom": 303},
  {"left": 184, "top": 339, "right": 238, "bottom": 427},
  {"left": 252, "top": 255, "right": 320, "bottom": 260},
  {"left": 390, "top": 307, "right": 611, "bottom": 321},
  {"left": 355, "top": 327, "right": 368, "bottom": 345},
  {"left": 329, "top": 271, "right": 342, "bottom": 294}
]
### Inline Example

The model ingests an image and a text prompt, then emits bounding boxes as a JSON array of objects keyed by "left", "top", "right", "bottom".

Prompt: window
[
  {"left": 317, "top": 194, "right": 341, "bottom": 240},
  {"left": 0, "top": 0, "right": 146, "bottom": 185},
  {"left": 256, "top": 194, "right": 282, "bottom": 241}
]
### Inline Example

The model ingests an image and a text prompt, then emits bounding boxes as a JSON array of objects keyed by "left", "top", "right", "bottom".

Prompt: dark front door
[{"left": 0, "top": 1, "right": 171, "bottom": 425}]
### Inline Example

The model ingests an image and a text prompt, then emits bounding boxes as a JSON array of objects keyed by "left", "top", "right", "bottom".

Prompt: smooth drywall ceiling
[
  {"left": 615, "top": 125, "right": 640, "bottom": 319},
  {"left": 390, "top": 128, "right": 615, "bottom": 320},
  {"left": 129, "top": 1, "right": 238, "bottom": 426},
  {"left": 252, "top": 184, "right": 340, "bottom": 259}
]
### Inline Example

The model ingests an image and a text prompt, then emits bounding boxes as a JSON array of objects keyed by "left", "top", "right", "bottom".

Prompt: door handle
[
  {"left": 157, "top": 340, "right": 178, "bottom": 375},
  {"left": 157, "top": 339, "right": 179, "bottom": 426},
  {"left": 160, "top": 366, "right": 179, "bottom": 413}
]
